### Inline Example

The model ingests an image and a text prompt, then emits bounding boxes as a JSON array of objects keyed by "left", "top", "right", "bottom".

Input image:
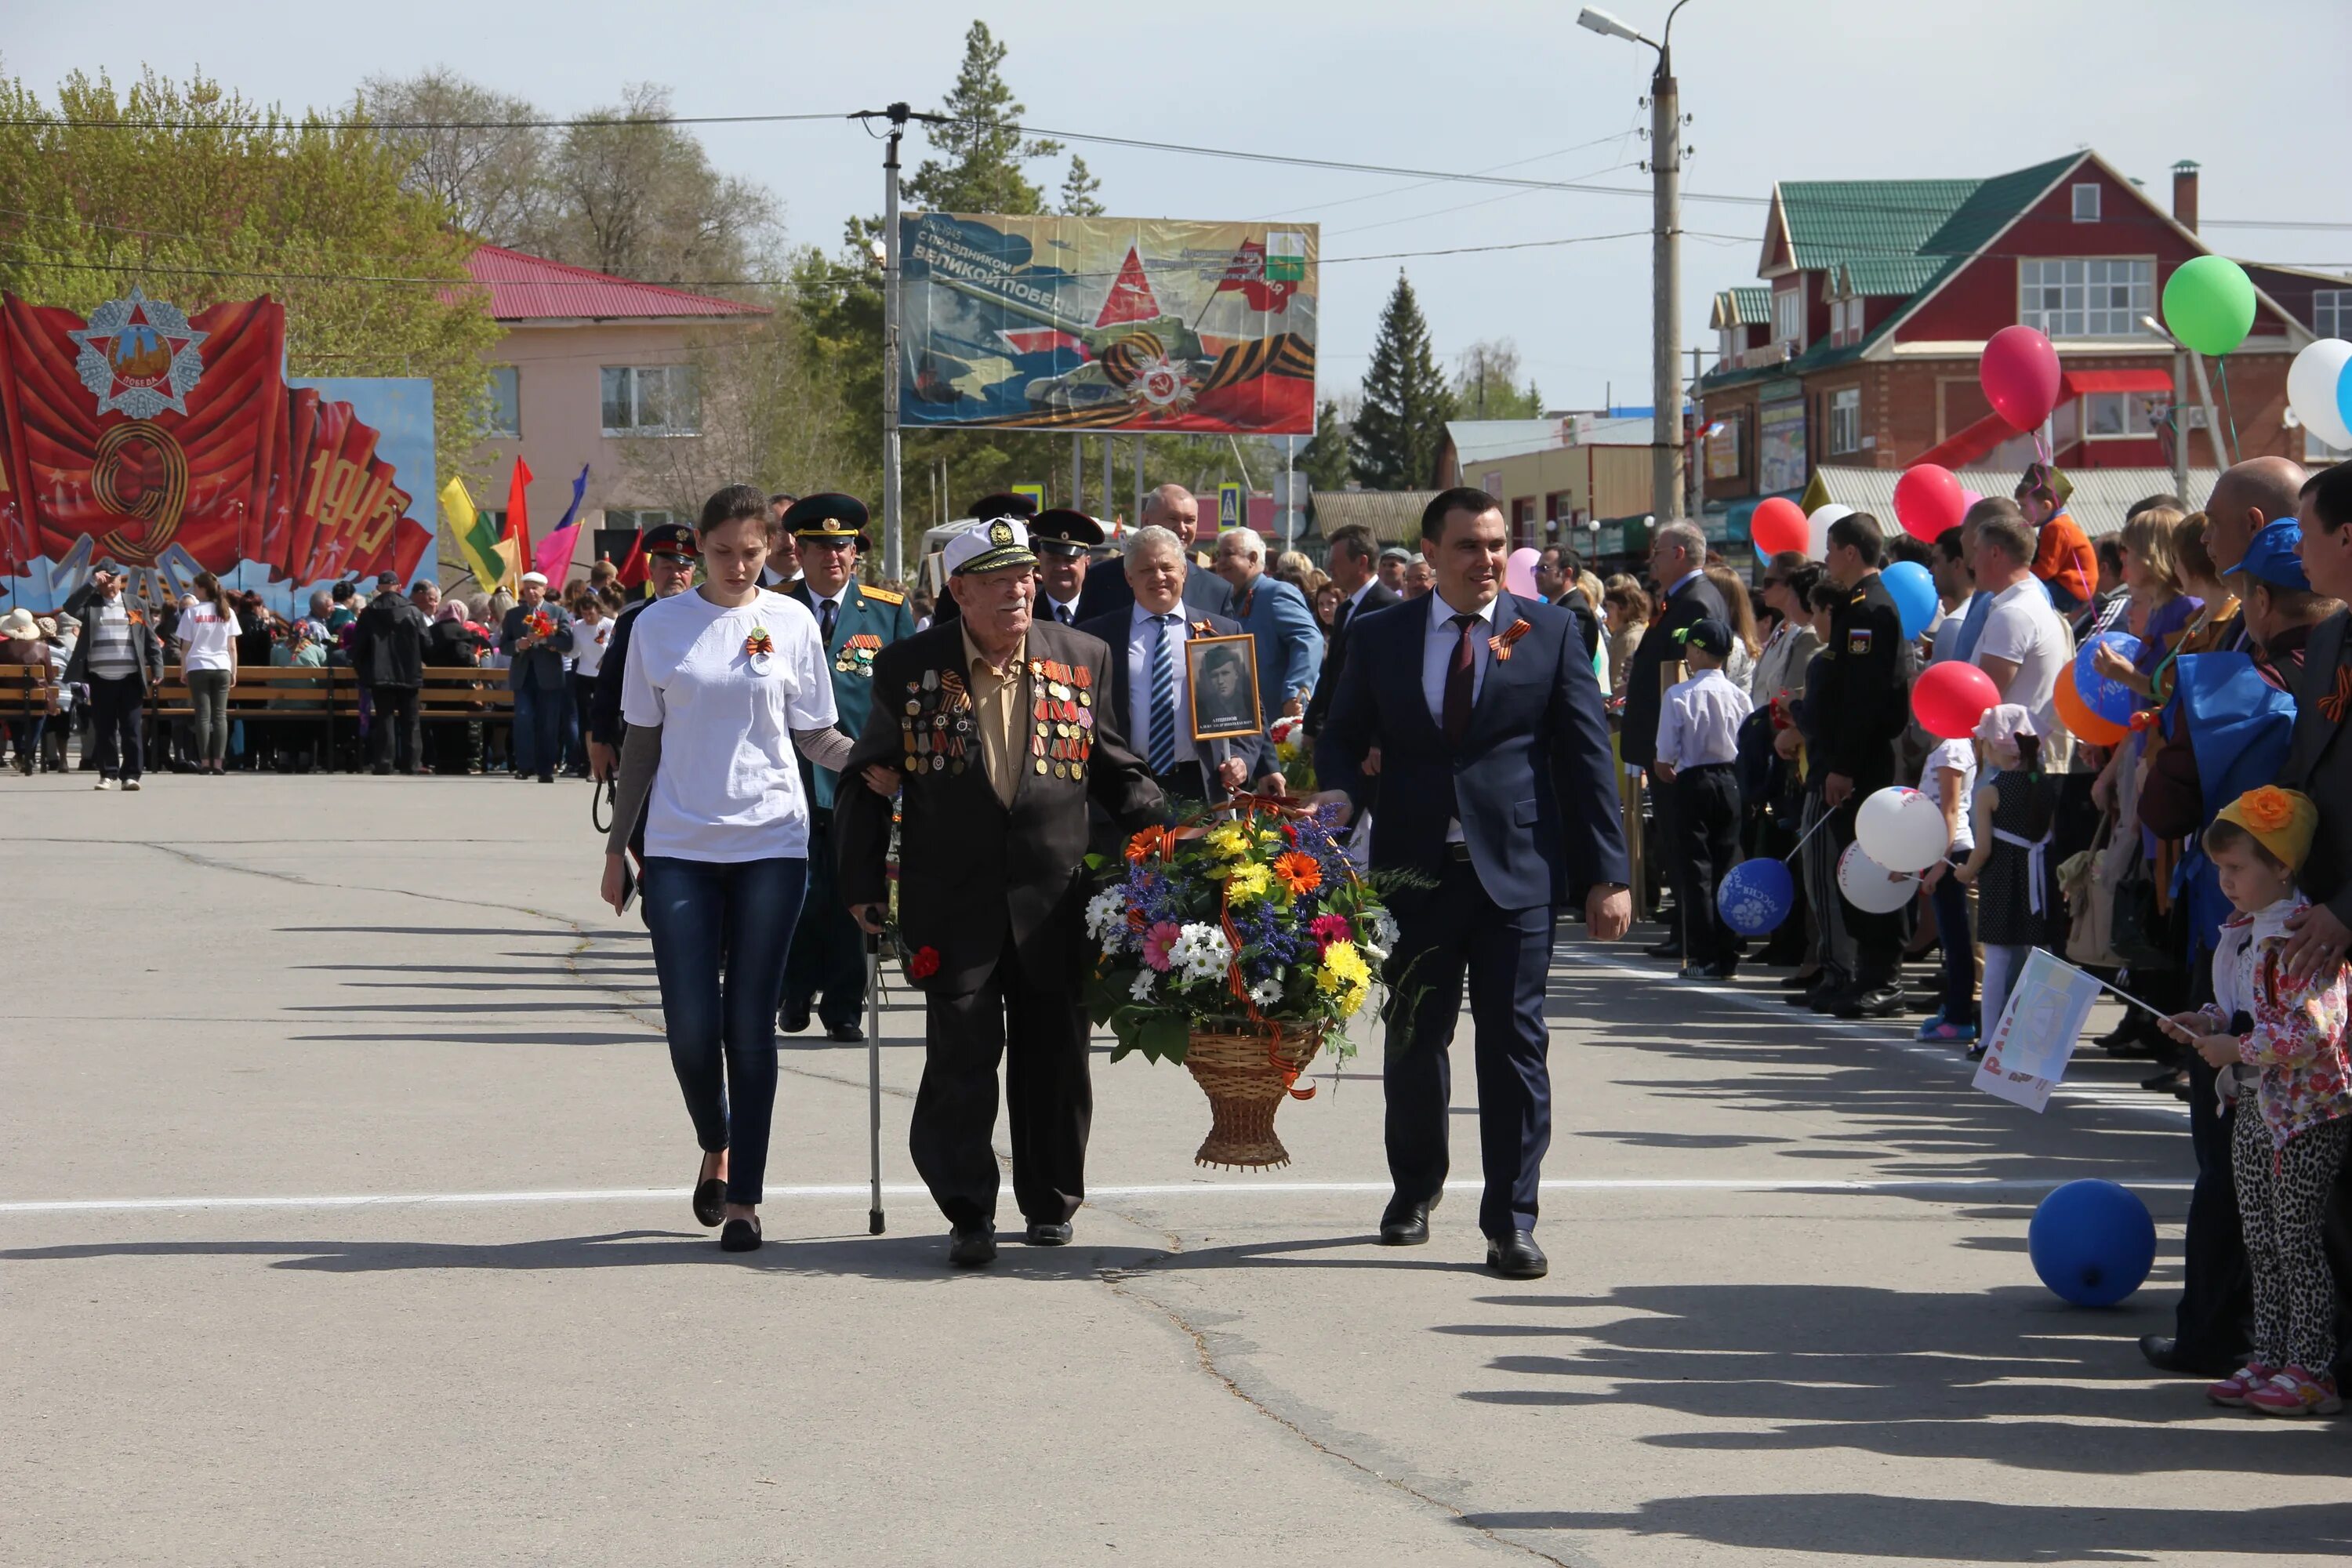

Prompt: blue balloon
[
  {"left": 2073, "top": 631, "right": 2143, "bottom": 726},
  {"left": 1716, "top": 856, "right": 1795, "bottom": 936},
  {"left": 1882, "top": 561, "right": 1936, "bottom": 641},
  {"left": 2028, "top": 1179, "right": 2156, "bottom": 1307}
]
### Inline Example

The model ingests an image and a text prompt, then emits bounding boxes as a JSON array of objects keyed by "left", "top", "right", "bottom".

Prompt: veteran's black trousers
[{"left": 912, "top": 929, "right": 1091, "bottom": 1230}]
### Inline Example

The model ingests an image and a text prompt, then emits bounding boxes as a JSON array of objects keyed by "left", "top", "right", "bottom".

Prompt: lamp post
[{"left": 1577, "top": 2, "right": 1691, "bottom": 524}]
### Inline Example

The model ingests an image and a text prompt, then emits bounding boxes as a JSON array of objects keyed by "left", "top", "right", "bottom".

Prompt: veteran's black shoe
[
  {"left": 1378, "top": 1196, "right": 1433, "bottom": 1246},
  {"left": 827, "top": 1023, "right": 864, "bottom": 1044},
  {"left": 2137, "top": 1334, "right": 2236, "bottom": 1377},
  {"left": 947, "top": 1225, "right": 997, "bottom": 1269},
  {"left": 1834, "top": 984, "right": 1907, "bottom": 1020},
  {"left": 778, "top": 1006, "right": 811, "bottom": 1034},
  {"left": 1025, "top": 1221, "right": 1072, "bottom": 1247},
  {"left": 1642, "top": 939, "right": 1684, "bottom": 960},
  {"left": 1486, "top": 1231, "right": 1548, "bottom": 1279}
]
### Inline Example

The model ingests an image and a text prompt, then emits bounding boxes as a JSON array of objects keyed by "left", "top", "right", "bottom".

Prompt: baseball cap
[
  {"left": 1681, "top": 617, "right": 1733, "bottom": 659},
  {"left": 945, "top": 517, "right": 1036, "bottom": 577},
  {"left": 2236, "top": 519, "right": 2310, "bottom": 592},
  {"left": 376, "top": 572, "right": 399, "bottom": 590},
  {"left": 1377, "top": 545, "right": 1411, "bottom": 564}
]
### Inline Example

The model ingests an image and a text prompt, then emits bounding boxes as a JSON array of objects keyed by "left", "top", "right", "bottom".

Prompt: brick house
[{"left": 1696, "top": 153, "right": 2320, "bottom": 532}]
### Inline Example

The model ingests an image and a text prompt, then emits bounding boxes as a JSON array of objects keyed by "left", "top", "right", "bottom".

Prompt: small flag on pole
[
  {"left": 532, "top": 464, "right": 590, "bottom": 583},
  {"left": 1974, "top": 947, "right": 2107, "bottom": 1112},
  {"left": 501, "top": 456, "right": 534, "bottom": 590},
  {"left": 442, "top": 476, "right": 506, "bottom": 596}
]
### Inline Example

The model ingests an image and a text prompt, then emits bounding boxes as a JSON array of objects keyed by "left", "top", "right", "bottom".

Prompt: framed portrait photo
[{"left": 1186, "top": 633, "right": 1263, "bottom": 741}]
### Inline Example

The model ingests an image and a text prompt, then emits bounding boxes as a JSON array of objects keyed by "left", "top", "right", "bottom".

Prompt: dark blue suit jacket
[{"left": 1314, "top": 590, "right": 1627, "bottom": 910}]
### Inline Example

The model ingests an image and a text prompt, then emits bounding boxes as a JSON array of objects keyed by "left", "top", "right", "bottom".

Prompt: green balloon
[{"left": 2162, "top": 255, "right": 2256, "bottom": 357}]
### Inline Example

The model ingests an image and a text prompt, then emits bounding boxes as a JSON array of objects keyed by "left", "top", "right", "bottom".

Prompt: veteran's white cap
[{"left": 943, "top": 517, "right": 1036, "bottom": 577}]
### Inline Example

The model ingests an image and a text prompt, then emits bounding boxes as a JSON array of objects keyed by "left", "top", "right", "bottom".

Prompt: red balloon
[
  {"left": 1980, "top": 325, "right": 2063, "bottom": 431},
  {"left": 1893, "top": 463, "right": 1967, "bottom": 543},
  {"left": 1911, "top": 660, "right": 2000, "bottom": 740},
  {"left": 1750, "top": 496, "right": 1809, "bottom": 556}
]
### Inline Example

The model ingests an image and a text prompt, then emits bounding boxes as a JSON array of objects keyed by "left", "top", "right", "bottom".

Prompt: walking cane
[{"left": 865, "top": 930, "right": 885, "bottom": 1236}]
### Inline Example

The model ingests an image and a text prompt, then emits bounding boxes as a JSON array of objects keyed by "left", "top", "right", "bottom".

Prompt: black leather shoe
[
  {"left": 1025, "top": 1221, "right": 1072, "bottom": 1247},
  {"left": 2138, "top": 1334, "right": 2237, "bottom": 1377},
  {"left": 1378, "top": 1196, "right": 1434, "bottom": 1246},
  {"left": 719, "top": 1215, "right": 761, "bottom": 1252},
  {"left": 827, "top": 1023, "right": 864, "bottom": 1044},
  {"left": 1806, "top": 985, "right": 1857, "bottom": 1013},
  {"left": 1779, "top": 969, "right": 1821, "bottom": 991},
  {"left": 1486, "top": 1230, "right": 1548, "bottom": 1279},
  {"left": 778, "top": 1007, "right": 811, "bottom": 1034},
  {"left": 947, "top": 1225, "right": 997, "bottom": 1268},
  {"left": 1834, "top": 984, "right": 1907, "bottom": 1019},
  {"left": 1642, "top": 939, "right": 1684, "bottom": 960}
]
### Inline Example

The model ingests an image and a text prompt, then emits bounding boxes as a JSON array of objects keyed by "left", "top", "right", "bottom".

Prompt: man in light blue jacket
[{"left": 1210, "top": 527, "right": 1323, "bottom": 720}]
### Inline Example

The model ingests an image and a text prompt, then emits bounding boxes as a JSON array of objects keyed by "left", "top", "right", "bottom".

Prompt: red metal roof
[{"left": 462, "top": 245, "right": 770, "bottom": 322}]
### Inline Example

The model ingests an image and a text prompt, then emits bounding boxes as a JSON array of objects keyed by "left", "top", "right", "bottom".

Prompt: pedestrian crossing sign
[{"left": 1218, "top": 481, "right": 1243, "bottom": 529}]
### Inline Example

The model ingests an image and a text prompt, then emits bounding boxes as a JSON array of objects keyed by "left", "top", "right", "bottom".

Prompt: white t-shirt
[
  {"left": 1972, "top": 579, "right": 2071, "bottom": 742},
  {"left": 620, "top": 588, "right": 837, "bottom": 862},
  {"left": 1919, "top": 736, "right": 1978, "bottom": 854},
  {"left": 176, "top": 603, "right": 241, "bottom": 672},
  {"left": 571, "top": 616, "right": 612, "bottom": 679}
]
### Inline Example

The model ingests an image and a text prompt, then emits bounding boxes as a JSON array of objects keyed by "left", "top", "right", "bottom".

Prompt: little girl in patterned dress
[{"left": 2161, "top": 786, "right": 2352, "bottom": 1417}]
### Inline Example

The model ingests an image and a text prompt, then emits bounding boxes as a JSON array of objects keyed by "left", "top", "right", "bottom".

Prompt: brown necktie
[{"left": 1443, "top": 614, "right": 1478, "bottom": 746}]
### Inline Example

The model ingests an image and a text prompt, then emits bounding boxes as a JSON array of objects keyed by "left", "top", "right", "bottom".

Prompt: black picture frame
[{"left": 1186, "top": 633, "right": 1263, "bottom": 741}]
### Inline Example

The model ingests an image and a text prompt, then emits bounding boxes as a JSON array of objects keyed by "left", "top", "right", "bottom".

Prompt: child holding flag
[{"left": 2161, "top": 787, "right": 2352, "bottom": 1417}]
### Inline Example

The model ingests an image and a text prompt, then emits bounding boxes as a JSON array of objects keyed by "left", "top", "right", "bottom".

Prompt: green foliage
[
  {"left": 905, "top": 21, "right": 1063, "bottom": 216},
  {"left": 0, "top": 67, "right": 503, "bottom": 490},
  {"left": 1298, "top": 399, "right": 1353, "bottom": 494},
  {"left": 1350, "top": 271, "right": 1455, "bottom": 490},
  {"left": 1450, "top": 338, "right": 1544, "bottom": 420},
  {"left": 1058, "top": 155, "right": 1104, "bottom": 217}
]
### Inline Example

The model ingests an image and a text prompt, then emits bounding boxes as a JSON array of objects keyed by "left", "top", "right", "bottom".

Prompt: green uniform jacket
[{"left": 786, "top": 578, "right": 918, "bottom": 810}]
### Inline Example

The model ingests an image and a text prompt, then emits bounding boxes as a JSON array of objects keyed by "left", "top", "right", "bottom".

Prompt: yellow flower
[
  {"left": 1205, "top": 822, "right": 1251, "bottom": 860},
  {"left": 1321, "top": 939, "right": 1370, "bottom": 989},
  {"left": 1334, "top": 982, "right": 1368, "bottom": 1018},
  {"left": 1225, "top": 862, "right": 1272, "bottom": 902}
]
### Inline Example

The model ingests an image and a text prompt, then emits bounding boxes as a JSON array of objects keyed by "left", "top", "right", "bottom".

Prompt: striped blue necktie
[{"left": 1148, "top": 614, "right": 1178, "bottom": 776}]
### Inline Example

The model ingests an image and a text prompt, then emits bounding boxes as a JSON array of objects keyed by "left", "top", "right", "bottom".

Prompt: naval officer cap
[
  {"left": 945, "top": 517, "right": 1037, "bottom": 577},
  {"left": 1025, "top": 507, "right": 1104, "bottom": 557},
  {"left": 967, "top": 492, "right": 1040, "bottom": 524},
  {"left": 782, "top": 492, "right": 870, "bottom": 546}
]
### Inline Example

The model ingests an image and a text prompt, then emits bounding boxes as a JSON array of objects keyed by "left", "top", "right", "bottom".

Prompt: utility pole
[
  {"left": 877, "top": 102, "right": 911, "bottom": 583},
  {"left": 1687, "top": 343, "right": 1703, "bottom": 524}
]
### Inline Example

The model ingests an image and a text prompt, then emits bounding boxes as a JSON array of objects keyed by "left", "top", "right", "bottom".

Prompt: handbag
[
  {"left": 2062, "top": 812, "right": 2120, "bottom": 967},
  {"left": 2109, "top": 837, "right": 2172, "bottom": 970}
]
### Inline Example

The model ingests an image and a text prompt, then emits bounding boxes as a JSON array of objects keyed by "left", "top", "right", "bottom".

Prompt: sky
[{"left": 9, "top": 0, "right": 2350, "bottom": 416}]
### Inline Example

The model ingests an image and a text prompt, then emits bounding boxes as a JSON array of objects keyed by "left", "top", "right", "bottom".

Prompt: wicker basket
[{"left": 1183, "top": 1024, "right": 1324, "bottom": 1169}]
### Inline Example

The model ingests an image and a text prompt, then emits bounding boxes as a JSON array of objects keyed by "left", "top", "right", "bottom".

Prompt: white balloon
[
  {"left": 2288, "top": 339, "right": 2352, "bottom": 452},
  {"left": 1855, "top": 786, "right": 1951, "bottom": 874},
  {"left": 1838, "top": 841, "right": 1920, "bottom": 915},
  {"left": 1806, "top": 503, "right": 1852, "bottom": 561}
]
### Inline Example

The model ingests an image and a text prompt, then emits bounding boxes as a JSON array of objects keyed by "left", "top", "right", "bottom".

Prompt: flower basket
[{"left": 1184, "top": 1023, "right": 1324, "bottom": 1169}]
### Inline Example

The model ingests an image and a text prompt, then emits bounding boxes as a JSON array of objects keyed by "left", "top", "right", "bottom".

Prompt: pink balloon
[
  {"left": 1980, "top": 325, "right": 2063, "bottom": 432},
  {"left": 1893, "top": 464, "right": 1968, "bottom": 543},
  {"left": 1958, "top": 488, "right": 1984, "bottom": 513},
  {"left": 1911, "top": 661, "right": 2000, "bottom": 740},
  {"left": 1750, "top": 496, "right": 1809, "bottom": 556},
  {"left": 1505, "top": 546, "right": 1542, "bottom": 599}
]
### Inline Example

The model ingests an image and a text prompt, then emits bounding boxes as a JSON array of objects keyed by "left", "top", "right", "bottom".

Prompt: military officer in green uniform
[{"left": 780, "top": 492, "right": 917, "bottom": 1041}]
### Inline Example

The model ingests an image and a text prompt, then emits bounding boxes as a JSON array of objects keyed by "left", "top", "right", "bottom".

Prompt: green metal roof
[
  {"left": 1776, "top": 178, "right": 1979, "bottom": 271},
  {"left": 1728, "top": 285, "right": 1770, "bottom": 324},
  {"left": 1920, "top": 154, "right": 2081, "bottom": 256},
  {"left": 1834, "top": 256, "right": 1951, "bottom": 297}
]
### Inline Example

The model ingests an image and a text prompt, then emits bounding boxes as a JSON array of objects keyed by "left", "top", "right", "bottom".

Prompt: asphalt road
[{"left": 4, "top": 774, "right": 2345, "bottom": 1566}]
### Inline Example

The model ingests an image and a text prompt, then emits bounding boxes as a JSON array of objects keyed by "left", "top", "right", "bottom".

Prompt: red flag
[
  {"left": 503, "top": 455, "right": 533, "bottom": 586},
  {"left": 615, "top": 528, "right": 648, "bottom": 590},
  {"left": 1214, "top": 239, "right": 1296, "bottom": 313}
]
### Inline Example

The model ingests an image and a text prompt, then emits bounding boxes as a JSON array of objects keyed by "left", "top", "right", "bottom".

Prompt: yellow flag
[{"left": 442, "top": 475, "right": 506, "bottom": 596}]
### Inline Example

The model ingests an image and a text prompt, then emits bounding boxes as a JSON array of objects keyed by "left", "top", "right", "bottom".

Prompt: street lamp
[{"left": 1577, "top": 1, "right": 1691, "bottom": 524}]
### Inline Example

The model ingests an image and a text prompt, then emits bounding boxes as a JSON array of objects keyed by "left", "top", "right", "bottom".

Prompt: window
[
  {"left": 2071, "top": 183, "right": 2101, "bottom": 223},
  {"left": 1512, "top": 496, "right": 1537, "bottom": 549},
  {"left": 1719, "top": 326, "right": 1739, "bottom": 367},
  {"left": 1827, "top": 387, "right": 1861, "bottom": 455},
  {"left": 486, "top": 367, "right": 521, "bottom": 437},
  {"left": 2019, "top": 258, "right": 2153, "bottom": 337},
  {"left": 606, "top": 509, "right": 678, "bottom": 532},
  {"left": 2315, "top": 289, "right": 2351, "bottom": 339},
  {"left": 1828, "top": 296, "right": 1867, "bottom": 347},
  {"left": 1773, "top": 286, "right": 1804, "bottom": 350},
  {"left": 2084, "top": 391, "right": 2162, "bottom": 440},
  {"left": 600, "top": 365, "right": 699, "bottom": 435}
]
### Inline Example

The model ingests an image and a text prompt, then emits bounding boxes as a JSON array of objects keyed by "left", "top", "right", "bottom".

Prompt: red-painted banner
[{"left": 0, "top": 288, "right": 429, "bottom": 586}]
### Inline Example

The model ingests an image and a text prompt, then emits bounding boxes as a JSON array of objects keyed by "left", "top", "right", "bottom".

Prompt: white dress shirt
[
  {"left": 1041, "top": 593, "right": 1081, "bottom": 626},
  {"left": 1125, "top": 604, "right": 1197, "bottom": 771},
  {"left": 1655, "top": 666, "right": 1753, "bottom": 770},
  {"left": 1421, "top": 591, "right": 1499, "bottom": 844}
]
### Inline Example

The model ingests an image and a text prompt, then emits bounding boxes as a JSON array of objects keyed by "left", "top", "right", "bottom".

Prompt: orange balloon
[{"left": 2053, "top": 662, "right": 2127, "bottom": 746}]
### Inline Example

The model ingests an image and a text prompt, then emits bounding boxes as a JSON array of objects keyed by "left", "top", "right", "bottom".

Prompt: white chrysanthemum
[
  {"left": 1248, "top": 971, "right": 1285, "bottom": 1007},
  {"left": 1359, "top": 942, "right": 1389, "bottom": 965},
  {"left": 1130, "top": 967, "right": 1157, "bottom": 1001},
  {"left": 1170, "top": 923, "right": 1233, "bottom": 984},
  {"left": 1086, "top": 887, "right": 1134, "bottom": 948},
  {"left": 1363, "top": 909, "right": 1399, "bottom": 950}
]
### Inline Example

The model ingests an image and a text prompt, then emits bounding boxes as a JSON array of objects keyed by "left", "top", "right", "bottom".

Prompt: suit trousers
[
  {"left": 911, "top": 929, "right": 1091, "bottom": 1230},
  {"left": 1671, "top": 764, "right": 1741, "bottom": 967},
  {"left": 1825, "top": 774, "right": 1903, "bottom": 986},
  {"left": 512, "top": 682, "right": 563, "bottom": 778},
  {"left": 367, "top": 684, "right": 420, "bottom": 773},
  {"left": 1384, "top": 856, "right": 1556, "bottom": 1237},
  {"left": 782, "top": 808, "right": 865, "bottom": 1029},
  {"left": 89, "top": 673, "right": 145, "bottom": 782},
  {"left": 2173, "top": 1051, "right": 2252, "bottom": 1363}
]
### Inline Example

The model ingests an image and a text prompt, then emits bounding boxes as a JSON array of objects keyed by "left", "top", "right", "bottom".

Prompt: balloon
[
  {"left": 2288, "top": 339, "right": 2352, "bottom": 452},
  {"left": 1882, "top": 561, "right": 1937, "bottom": 640},
  {"left": 1837, "top": 842, "right": 1918, "bottom": 915},
  {"left": 1750, "top": 496, "right": 1809, "bottom": 557},
  {"left": 1892, "top": 464, "right": 1967, "bottom": 544},
  {"left": 1980, "top": 325, "right": 2063, "bottom": 431},
  {"left": 1716, "top": 858, "right": 1795, "bottom": 936},
  {"left": 1958, "top": 488, "right": 1984, "bottom": 514},
  {"left": 1911, "top": 660, "right": 1999, "bottom": 739},
  {"left": 2073, "top": 631, "right": 2143, "bottom": 726},
  {"left": 1856, "top": 786, "right": 1952, "bottom": 875},
  {"left": 2028, "top": 1179, "right": 2156, "bottom": 1308},
  {"left": 2053, "top": 662, "right": 2128, "bottom": 747},
  {"left": 1806, "top": 503, "right": 1850, "bottom": 561},
  {"left": 1504, "top": 546, "right": 1541, "bottom": 599},
  {"left": 2161, "top": 255, "right": 2256, "bottom": 358}
]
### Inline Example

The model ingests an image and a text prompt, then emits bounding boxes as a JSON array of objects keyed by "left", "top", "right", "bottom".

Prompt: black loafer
[
  {"left": 1025, "top": 1221, "right": 1072, "bottom": 1247},
  {"left": 691, "top": 1172, "right": 726, "bottom": 1229},
  {"left": 947, "top": 1225, "right": 997, "bottom": 1268},
  {"left": 827, "top": 1023, "right": 864, "bottom": 1044},
  {"left": 1378, "top": 1193, "right": 1436, "bottom": 1246},
  {"left": 719, "top": 1215, "right": 761, "bottom": 1252},
  {"left": 1486, "top": 1230, "right": 1548, "bottom": 1279},
  {"left": 1833, "top": 984, "right": 1907, "bottom": 1019},
  {"left": 778, "top": 1007, "right": 811, "bottom": 1034}
]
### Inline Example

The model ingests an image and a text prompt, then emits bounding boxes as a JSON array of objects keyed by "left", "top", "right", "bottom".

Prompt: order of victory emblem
[{"left": 67, "top": 287, "right": 209, "bottom": 419}]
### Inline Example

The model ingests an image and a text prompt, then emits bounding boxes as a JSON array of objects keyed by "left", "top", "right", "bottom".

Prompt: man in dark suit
[
  {"left": 838, "top": 517, "right": 1163, "bottom": 1268},
  {"left": 1314, "top": 486, "right": 1631, "bottom": 1280},
  {"left": 498, "top": 572, "right": 575, "bottom": 783},
  {"left": 1029, "top": 507, "right": 1100, "bottom": 626},
  {"left": 1621, "top": 521, "right": 1726, "bottom": 959},
  {"left": 1303, "top": 523, "right": 1400, "bottom": 736},
  {"left": 1077, "top": 523, "right": 1279, "bottom": 811},
  {"left": 782, "top": 494, "right": 917, "bottom": 1044},
  {"left": 1073, "top": 482, "right": 1232, "bottom": 623}
]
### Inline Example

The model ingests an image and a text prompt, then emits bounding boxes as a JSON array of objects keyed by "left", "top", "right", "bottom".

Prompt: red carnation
[{"left": 908, "top": 946, "right": 941, "bottom": 980}]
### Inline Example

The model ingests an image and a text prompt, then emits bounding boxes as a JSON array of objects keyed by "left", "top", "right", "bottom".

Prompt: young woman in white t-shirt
[
  {"left": 568, "top": 593, "right": 613, "bottom": 779},
  {"left": 176, "top": 572, "right": 241, "bottom": 774},
  {"left": 601, "top": 485, "right": 857, "bottom": 1253}
]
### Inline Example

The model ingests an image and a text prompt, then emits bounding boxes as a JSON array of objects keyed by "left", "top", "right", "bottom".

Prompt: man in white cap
[
  {"left": 836, "top": 515, "right": 1163, "bottom": 1268},
  {"left": 498, "top": 570, "right": 575, "bottom": 782}
]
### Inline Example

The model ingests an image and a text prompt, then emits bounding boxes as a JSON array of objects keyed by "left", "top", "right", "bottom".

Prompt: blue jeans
[
  {"left": 640, "top": 855, "right": 810, "bottom": 1206},
  {"left": 512, "top": 682, "right": 564, "bottom": 777},
  {"left": 1929, "top": 850, "right": 1975, "bottom": 1022}
]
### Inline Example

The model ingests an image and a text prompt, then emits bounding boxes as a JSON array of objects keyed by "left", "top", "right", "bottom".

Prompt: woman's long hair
[
  {"left": 191, "top": 571, "right": 234, "bottom": 619},
  {"left": 1703, "top": 564, "right": 1761, "bottom": 658}
]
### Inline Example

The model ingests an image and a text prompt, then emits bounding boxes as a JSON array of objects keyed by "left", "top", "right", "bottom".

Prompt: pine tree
[
  {"left": 905, "top": 21, "right": 1062, "bottom": 215},
  {"left": 1299, "top": 399, "right": 1352, "bottom": 492},
  {"left": 1058, "top": 154, "right": 1103, "bottom": 216},
  {"left": 1350, "top": 271, "right": 1455, "bottom": 489}
]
